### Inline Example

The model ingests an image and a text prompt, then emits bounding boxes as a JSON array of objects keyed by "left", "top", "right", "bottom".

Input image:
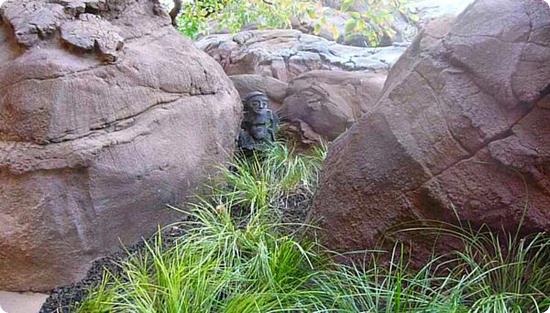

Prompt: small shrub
[{"left": 210, "top": 142, "right": 326, "bottom": 212}]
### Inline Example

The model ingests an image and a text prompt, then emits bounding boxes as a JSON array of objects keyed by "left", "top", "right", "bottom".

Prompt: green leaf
[
  {"left": 329, "top": 24, "right": 340, "bottom": 40},
  {"left": 313, "top": 23, "right": 321, "bottom": 35},
  {"left": 341, "top": 0, "right": 355, "bottom": 12},
  {"left": 305, "top": 7, "right": 316, "bottom": 19},
  {"left": 344, "top": 19, "right": 357, "bottom": 34}
]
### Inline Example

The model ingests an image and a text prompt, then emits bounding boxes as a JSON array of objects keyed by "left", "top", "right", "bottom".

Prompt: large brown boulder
[
  {"left": 280, "top": 70, "right": 386, "bottom": 142},
  {"left": 196, "top": 30, "right": 406, "bottom": 82},
  {"left": 0, "top": 0, "right": 241, "bottom": 291},
  {"left": 310, "top": 0, "right": 550, "bottom": 262}
]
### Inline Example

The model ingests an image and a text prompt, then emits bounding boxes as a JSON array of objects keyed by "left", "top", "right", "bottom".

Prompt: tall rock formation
[
  {"left": 310, "top": 0, "right": 550, "bottom": 262},
  {"left": 0, "top": 0, "right": 241, "bottom": 291}
]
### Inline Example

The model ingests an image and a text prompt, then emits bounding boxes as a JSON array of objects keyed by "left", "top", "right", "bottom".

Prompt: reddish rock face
[
  {"left": 0, "top": 0, "right": 241, "bottom": 291},
  {"left": 280, "top": 70, "right": 386, "bottom": 142},
  {"left": 310, "top": 0, "right": 550, "bottom": 262}
]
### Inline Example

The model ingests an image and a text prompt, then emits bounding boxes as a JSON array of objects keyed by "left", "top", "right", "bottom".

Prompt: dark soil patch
[
  {"left": 40, "top": 250, "right": 132, "bottom": 313},
  {"left": 278, "top": 189, "right": 314, "bottom": 224}
]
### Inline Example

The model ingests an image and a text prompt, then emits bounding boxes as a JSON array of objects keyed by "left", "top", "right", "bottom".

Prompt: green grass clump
[
  {"left": 210, "top": 142, "right": 326, "bottom": 212},
  {"left": 76, "top": 202, "right": 329, "bottom": 312},
  {"left": 76, "top": 142, "right": 550, "bottom": 313},
  {"left": 444, "top": 226, "right": 549, "bottom": 312}
]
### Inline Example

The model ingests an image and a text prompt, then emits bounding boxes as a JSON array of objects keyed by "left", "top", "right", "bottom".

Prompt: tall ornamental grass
[{"left": 77, "top": 142, "right": 549, "bottom": 313}]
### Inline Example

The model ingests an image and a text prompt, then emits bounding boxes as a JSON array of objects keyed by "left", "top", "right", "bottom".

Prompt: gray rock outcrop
[{"left": 196, "top": 30, "right": 405, "bottom": 82}]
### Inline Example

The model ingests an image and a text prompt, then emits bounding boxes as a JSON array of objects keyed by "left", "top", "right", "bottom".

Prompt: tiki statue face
[{"left": 245, "top": 93, "right": 269, "bottom": 114}]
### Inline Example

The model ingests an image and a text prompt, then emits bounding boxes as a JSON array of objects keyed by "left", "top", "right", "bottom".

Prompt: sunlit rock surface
[
  {"left": 411, "top": 0, "right": 475, "bottom": 20},
  {"left": 196, "top": 30, "right": 405, "bottom": 82}
]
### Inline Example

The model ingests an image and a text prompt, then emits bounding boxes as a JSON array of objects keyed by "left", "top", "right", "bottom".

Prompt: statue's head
[{"left": 243, "top": 91, "right": 269, "bottom": 114}]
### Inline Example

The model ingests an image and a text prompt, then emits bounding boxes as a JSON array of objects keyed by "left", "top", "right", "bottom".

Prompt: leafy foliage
[
  {"left": 175, "top": 0, "right": 412, "bottom": 46},
  {"left": 176, "top": 0, "right": 313, "bottom": 39},
  {"left": 177, "top": 0, "right": 230, "bottom": 38},
  {"left": 341, "top": 0, "right": 411, "bottom": 45}
]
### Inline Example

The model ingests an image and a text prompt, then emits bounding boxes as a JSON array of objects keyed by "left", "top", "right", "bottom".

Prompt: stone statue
[{"left": 238, "top": 91, "right": 279, "bottom": 153}]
